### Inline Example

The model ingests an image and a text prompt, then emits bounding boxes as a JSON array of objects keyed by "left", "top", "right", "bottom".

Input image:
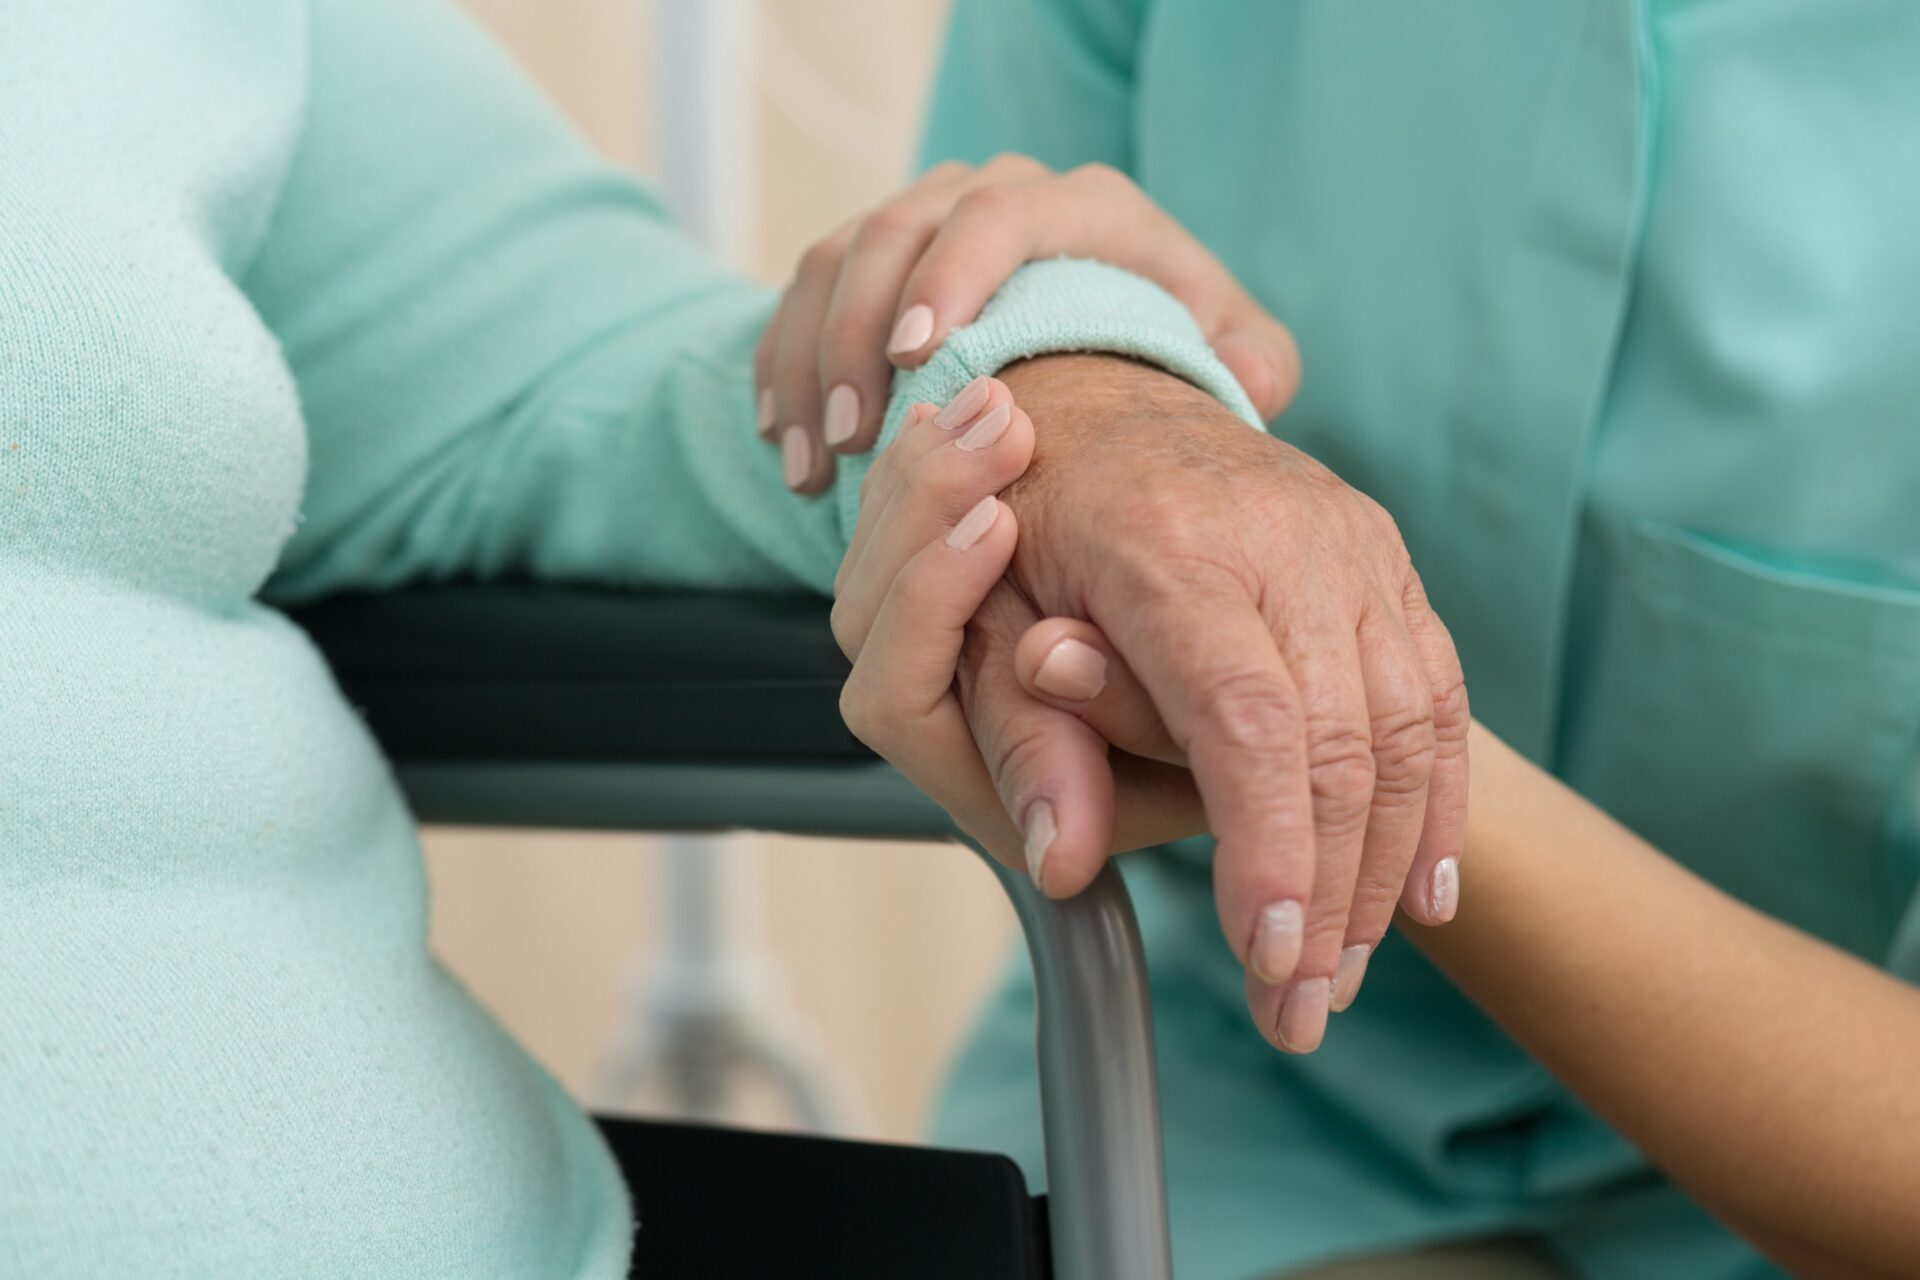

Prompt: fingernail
[
  {"left": 1331, "top": 944, "right": 1371, "bottom": 1013},
  {"left": 946, "top": 494, "right": 999, "bottom": 550},
  {"left": 887, "top": 304, "right": 935, "bottom": 355},
  {"left": 781, "top": 426, "right": 812, "bottom": 489},
  {"left": 1023, "top": 799, "right": 1056, "bottom": 891},
  {"left": 1249, "top": 899, "right": 1305, "bottom": 984},
  {"left": 1428, "top": 856, "right": 1460, "bottom": 923},
  {"left": 757, "top": 388, "right": 775, "bottom": 435},
  {"left": 823, "top": 384, "right": 860, "bottom": 446},
  {"left": 1277, "top": 979, "right": 1332, "bottom": 1053},
  {"left": 954, "top": 403, "right": 1011, "bottom": 452},
  {"left": 934, "top": 376, "right": 992, "bottom": 430},
  {"left": 1033, "top": 638, "right": 1107, "bottom": 702}
]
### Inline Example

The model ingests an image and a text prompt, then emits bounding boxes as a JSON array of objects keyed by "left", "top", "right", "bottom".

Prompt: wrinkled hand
[
  {"left": 756, "top": 154, "right": 1299, "bottom": 493},
  {"left": 832, "top": 356, "right": 1468, "bottom": 1052},
  {"left": 834, "top": 384, "right": 1208, "bottom": 866},
  {"left": 969, "top": 354, "right": 1468, "bottom": 1051}
]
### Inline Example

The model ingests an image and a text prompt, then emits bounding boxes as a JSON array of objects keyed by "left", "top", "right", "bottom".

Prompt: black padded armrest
[{"left": 291, "top": 585, "right": 870, "bottom": 766}]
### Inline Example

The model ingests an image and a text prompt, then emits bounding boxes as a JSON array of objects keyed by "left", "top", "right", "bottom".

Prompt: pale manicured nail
[
  {"left": 781, "top": 426, "right": 812, "bottom": 489},
  {"left": 1033, "top": 638, "right": 1107, "bottom": 702},
  {"left": 757, "top": 387, "right": 775, "bottom": 435},
  {"left": 823, "top": 384, "right": 860, "bottom": 446},
  {"left": 1429, "top": 856, "right": 1460, "bottom": 923},
  {"left": 954, "top": 403, "right": 1011, "bottom": 452},
  {"left": 1249, "top": 899, "right": 1305, "bottom": 985},
  {"left": 887, "top": 304, "right": 935, "bottom": 355},
  {"left": 1331, "top": 944, "right": 1372, "bottom": 1013},
  {"left": 1277, "top": 979, "right": 1332, "bottom": 1053},
  {"left": 1023, "top": 799, "right": 1056, "bottom": 891},
  {"left": 934, "top": 376, "right": 991, "bottom": 430},
  {"left": 946, "top": 494, "right": 999, "bottom": 550}
]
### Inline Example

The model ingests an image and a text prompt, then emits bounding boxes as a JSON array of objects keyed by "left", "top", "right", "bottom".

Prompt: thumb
[
  {"left": 1210, "top": 317, "right": 1301, "bottom": 422},
  {"left": 958, "top": 592, "right": 1116, "bottom": 897}
]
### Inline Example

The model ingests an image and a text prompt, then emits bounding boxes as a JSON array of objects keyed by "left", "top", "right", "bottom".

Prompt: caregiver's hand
[
  {"left": 985, "top": 354, "right": 1467, "bottom": 1050},
  {"left": 757, "top": 154, "right": 1299, "bottom": 492},
  {"left": 834, "top": 383, "right": 1207, "bottom": 862}
]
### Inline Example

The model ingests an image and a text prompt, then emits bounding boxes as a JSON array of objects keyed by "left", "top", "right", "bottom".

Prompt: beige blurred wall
[
  {"left": 430, "top": 0, "right": 1014, "bottom": 1144},
  {"left": 455, "top": 0, "right": 948, "bottom": 283}
]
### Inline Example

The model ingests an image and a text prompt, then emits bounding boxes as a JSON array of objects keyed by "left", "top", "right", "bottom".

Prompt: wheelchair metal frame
[{"left": 399, "top": 759, "right": 1174, "bottom": 1280}]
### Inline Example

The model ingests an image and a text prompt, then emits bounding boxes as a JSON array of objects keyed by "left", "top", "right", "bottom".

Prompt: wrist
[
  {"left": 997, "top": 353, "right": 1233, "bottom": 462},
  {"left": 993, "top": 353, "right": 1248, "bottom": 610}
]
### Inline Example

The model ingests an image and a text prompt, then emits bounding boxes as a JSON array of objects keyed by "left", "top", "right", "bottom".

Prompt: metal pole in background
[
  {"left": 595, "top": 0, "right": 857, "bottom": 1133},
  {"left": 652, "top": 0, "right": 753, "bottom": 265}
]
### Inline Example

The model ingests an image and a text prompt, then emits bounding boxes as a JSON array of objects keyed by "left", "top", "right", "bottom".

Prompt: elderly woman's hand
[
  {"left": 757, "top": 155, "right": 1300, "bottom": 493},
  {"left": 834, "top": 373, "right": 1460, "bottom": 1053},
  {"left": 833, "top": 379, "right": 1208, "bottom": 863}
]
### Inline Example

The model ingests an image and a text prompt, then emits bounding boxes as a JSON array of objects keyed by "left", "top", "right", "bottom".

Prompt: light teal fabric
[
  {"left": 0, "top": 2, "right": 1252, "bottom": 1274},
  {"left": 926, "top": 3, "right": 1920, "bottom": 1278}
]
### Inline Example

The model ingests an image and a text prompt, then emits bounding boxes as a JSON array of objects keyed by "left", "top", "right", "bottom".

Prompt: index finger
[
  {"left": 891, "top": 165, "right": 1300, "bottom": 419},
  {"left": 1100, "top": 578, "right": 1316, "bottom": 985}
]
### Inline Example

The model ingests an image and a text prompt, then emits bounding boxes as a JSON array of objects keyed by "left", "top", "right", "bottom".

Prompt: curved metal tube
[{"left": 978, "top": 849, "right": 1173, "bottom": 1280}]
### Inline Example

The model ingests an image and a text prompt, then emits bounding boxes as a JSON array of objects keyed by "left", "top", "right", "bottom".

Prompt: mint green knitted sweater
[{"left": 0, "top": 1, "right": 1249, "bottom": 1273}]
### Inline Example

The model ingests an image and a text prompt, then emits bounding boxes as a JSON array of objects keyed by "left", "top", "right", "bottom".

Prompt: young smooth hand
[{"left": 757, "top": 155, "right": 1300, "bottom": 493}]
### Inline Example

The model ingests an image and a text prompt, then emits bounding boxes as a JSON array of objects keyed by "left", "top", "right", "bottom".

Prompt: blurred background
[{"left": 426, "top": 0, "right": 1018, "bottom": 1144}]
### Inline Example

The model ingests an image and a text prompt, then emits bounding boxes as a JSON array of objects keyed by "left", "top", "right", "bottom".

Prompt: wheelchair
[{"left": 295, "top": 584, "right": 1174, "bottom": 1280}]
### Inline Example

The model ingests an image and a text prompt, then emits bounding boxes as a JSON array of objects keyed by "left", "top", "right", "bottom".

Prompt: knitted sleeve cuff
[{"left": 835, "top": 256, "right": 1265, "bottom": 537}]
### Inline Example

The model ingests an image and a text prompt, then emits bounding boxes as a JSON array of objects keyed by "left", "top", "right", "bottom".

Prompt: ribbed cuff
[{"left": 836, "top": 257, "right": 1263, "bottom": 537}]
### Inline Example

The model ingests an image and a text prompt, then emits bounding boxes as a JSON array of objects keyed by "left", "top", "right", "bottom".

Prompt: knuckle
[
  {"left": 837, "top": 676, "right": 881, "bottom": 741},
  {"left": 901, "top": 449, "right": 969, "bottom": 515},
  {"left": 1368, "top": 704, "right": 1437, "bottom": 797},
  {"left": 1125, "top": 491, "right": 1220, "bottom": 563},
  {"left": 923, "top": 160, "right": 972, "bottom": 184},
  {"left": 985, "top": 719, "right": 1052, "bottom": 797},
  {"left": 828, "top": 596, "right": 859, "bottom": 657},
  {"left": 852, "top": 203, "right": 924, "bottom": 247},
  {"left": 890, "top": 453, "right": 927, "bottom": 504},
  {"left": 1353, "top": 494, "right": 1405, "bottom": 549},
  {"left": 1068, "top": 161, "right": 1135, "bottom": 199},
  {"left": 1305, "top": 715, "right": 1377, "bottom": 805},
  {"left": 983, "top": 152, "right": 1049, "bottom": 179},
  {"left": 955, "top": 183, "right": 1023, "bottom": 222},
  {"left": 891, "top": 555, "right": 943, "bottom": 618},
  {"left": 1429, "top": 666, "right": 1471, "bottom": 736},
  {"left": 1197, "top": 671, "right": 1304, "bottom": 755},
  {"left": 796, "top": 235, "right": 846, "bottom": 279}
]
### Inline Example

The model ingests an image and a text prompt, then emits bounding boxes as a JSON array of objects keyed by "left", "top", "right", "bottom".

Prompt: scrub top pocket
[{"left": 1563, "top": 521, "right": 1920, "bottom": 961}]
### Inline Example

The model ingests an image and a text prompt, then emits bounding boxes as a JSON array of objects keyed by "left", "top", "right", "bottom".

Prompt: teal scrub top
[{"left": 922, "top": 3, "right": 1920, "bottom": 1278}]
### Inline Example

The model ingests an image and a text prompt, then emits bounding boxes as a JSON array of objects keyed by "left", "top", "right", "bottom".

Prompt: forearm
[{"left": 1407, "top": 723, "right": 1920, "bottom": 1278}]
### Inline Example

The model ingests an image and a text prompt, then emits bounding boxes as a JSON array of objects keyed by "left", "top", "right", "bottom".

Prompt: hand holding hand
[
  {"left": 757, "top": 155, "right": 1300, "bottom": 492},
  {"left": 834, "top": 364, "right": 1470, "bottom": 1053},
  {"left": 960, "top": 355, "right": 1470, "bottom": 1051},
  {"left": 833, "top": 380, "right": 1207, "bottom": 864}
]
